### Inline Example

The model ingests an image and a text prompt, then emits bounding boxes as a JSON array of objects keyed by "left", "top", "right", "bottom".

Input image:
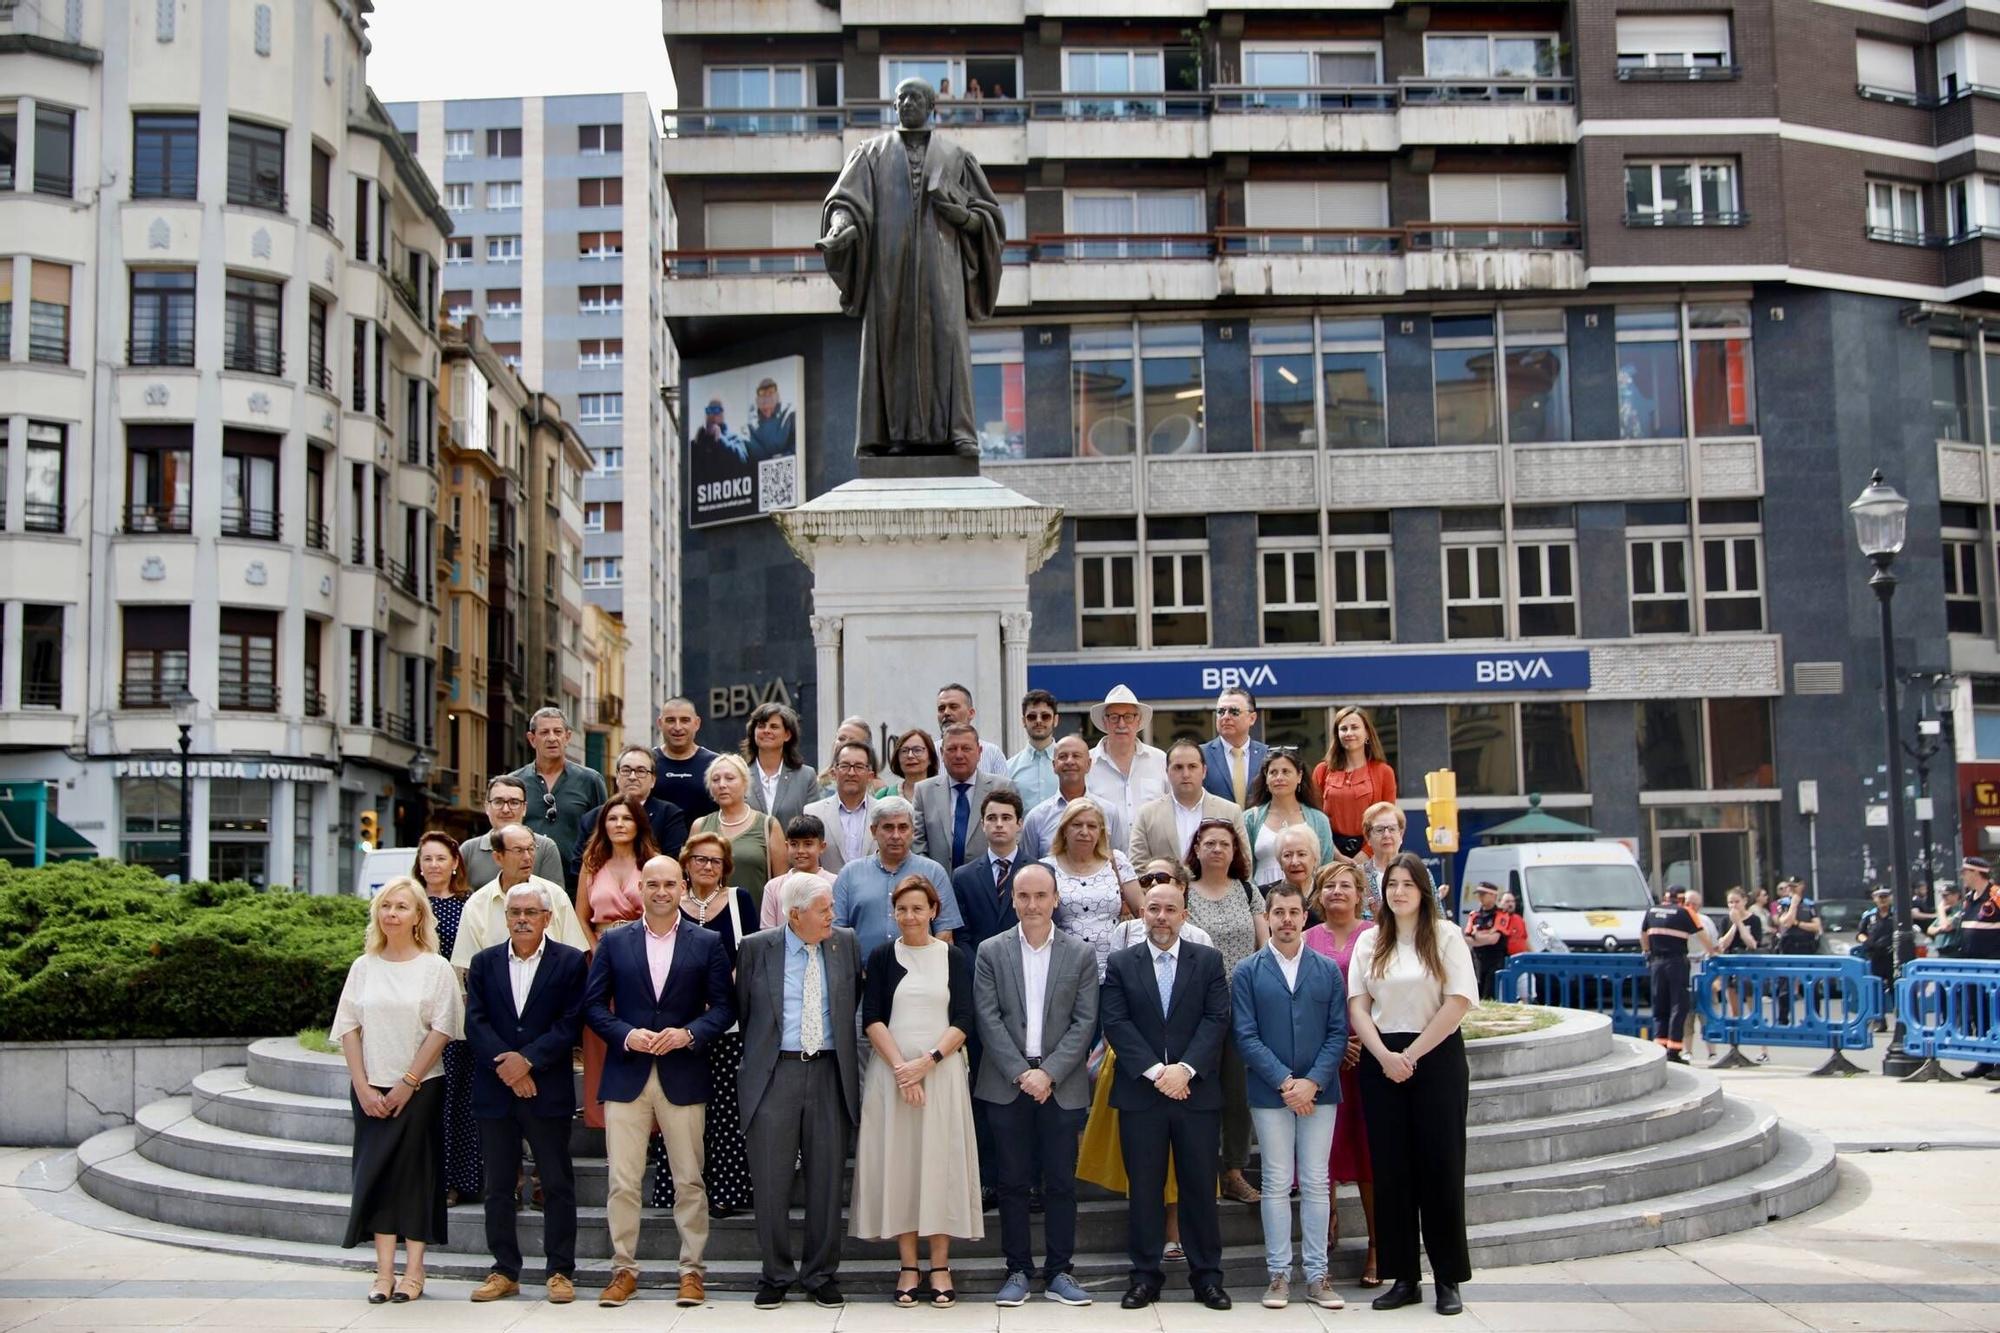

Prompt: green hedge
[{"left": 0, "top": 860, "right": 371, "bottom": 1041}]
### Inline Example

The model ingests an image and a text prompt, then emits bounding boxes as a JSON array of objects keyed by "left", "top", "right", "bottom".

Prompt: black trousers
[
  {"left": 476, "top": 1107, "right": 577, "bottom": 1280},
  {"left": 1648, "top": 955, "right": 1690, "bottom": 1048},
  {"left": 1359, "top": 1030, "right": 1471, "bottom": 1287},
  {"left": 1474, "top": 949, "right": 1506, "bottom": 1000},
  {"left": 1120, "top": 1102, "right": 1222, "bottom": 1291},
  {"left": 988, "top": 1096, "right": 1081, "bottom": 1278}
]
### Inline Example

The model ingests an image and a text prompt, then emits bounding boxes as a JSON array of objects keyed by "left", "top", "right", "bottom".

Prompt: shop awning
[
  {"left": 0, "top": 797, "right": 98, "bottom": 867},
  {"left": 1478, "top": 793, "right": 1599, "bottom": 842}
]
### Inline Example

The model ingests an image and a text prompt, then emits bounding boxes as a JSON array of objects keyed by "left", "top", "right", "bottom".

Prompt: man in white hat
[{"left": 1085, "top": 685, "right": 1168, "bottom": 846}]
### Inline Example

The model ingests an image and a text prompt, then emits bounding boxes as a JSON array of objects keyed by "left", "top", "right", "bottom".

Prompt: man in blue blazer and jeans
[
  {"left": 584, "top": 854, "right": 735, "bottom": 1309},
  {"left": 1231, "top": 880, "right": 1349, "bottom": 1311},
  {"left": 463, "top": 882, "right": 589, "bottom": 1305}
]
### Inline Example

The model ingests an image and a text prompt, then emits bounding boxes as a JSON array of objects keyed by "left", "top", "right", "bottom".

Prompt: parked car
[{"left": 1458, "top": 841, "right": 1652, "bottom": 955}]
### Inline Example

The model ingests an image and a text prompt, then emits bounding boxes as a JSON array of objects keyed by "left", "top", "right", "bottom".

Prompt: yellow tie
[{"left": 1229, "top": 747, "right": 1247, "bottom": 806}]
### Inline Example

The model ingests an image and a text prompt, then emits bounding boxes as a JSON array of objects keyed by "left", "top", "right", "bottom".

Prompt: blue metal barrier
[
  {"left": 1497, "top": 954, "right": 1649, "bottom": 1037},
  {"left": 1695, "top": 955, "right": 1886, "bottom": 1075},
  {"left": 1897, "top": 960, "right": 2000, "bottom": 1082}
]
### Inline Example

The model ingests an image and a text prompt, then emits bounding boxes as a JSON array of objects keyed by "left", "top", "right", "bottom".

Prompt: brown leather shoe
[
  {"left": 546, "top": 1274, "right": 574, "bottom": 1304},
  {"left": 677, "top": 1272, "right": 706, "bottom": 1307},
  {"left": 598, "top": 1270, "right": 639, "bottom": 1307},
  {"left": 469, "top": 1273, "right": 519, "bottom": 1303}
]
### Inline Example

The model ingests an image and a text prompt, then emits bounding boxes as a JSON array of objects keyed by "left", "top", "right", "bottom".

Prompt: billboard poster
[{"left": 687, "top": 354, "right": 804, "bottom": 528}]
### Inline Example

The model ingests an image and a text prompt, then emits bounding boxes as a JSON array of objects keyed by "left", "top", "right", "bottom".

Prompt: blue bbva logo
[
  {"left": 1201, "top": 664, "right": 1279, "bottom": 691},
  {"left": 1475, "top": 657, "right": 1556, "bottom": 683}
]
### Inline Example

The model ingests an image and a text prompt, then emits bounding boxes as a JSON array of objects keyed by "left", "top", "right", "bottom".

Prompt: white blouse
[
  {"left": 1348, "top": 925, "right": 1478, "bottom": 1035},
  {"left": 329, "top": 952, "right": 465, "bottom": 1089}
]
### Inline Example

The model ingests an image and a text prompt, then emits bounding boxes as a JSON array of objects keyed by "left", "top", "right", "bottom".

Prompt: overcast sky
[{"left": 365, "top": 0, "right": 677, "bottom": 113}]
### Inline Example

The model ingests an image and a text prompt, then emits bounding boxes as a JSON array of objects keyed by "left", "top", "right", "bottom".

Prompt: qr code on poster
[{"left": 758, "top": 456, "right": 798, "bottom": 512}]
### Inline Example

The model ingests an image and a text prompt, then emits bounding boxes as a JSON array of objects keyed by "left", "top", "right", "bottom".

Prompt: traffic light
[
  {"left": 1424, "top": 769, "right": 1459, "bottom": 855},
  {"left": 359, "top": 809, "right": 379, "bottom": 851}
]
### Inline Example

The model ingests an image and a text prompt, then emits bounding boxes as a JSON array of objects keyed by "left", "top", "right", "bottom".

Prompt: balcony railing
[
  {"left": 1217, "top": 227, "right": 1402, "bottom": 256},
  {"left": 667, "top": 247, "right": 821, "bottom": 277},
  {"left": 219, "top": 506, "right": 282, "bottom": 541},
  {"left": 1031, "top": 233, "right": 1217, "bottom": 261},
  {"left": 227, "top": 181, "right": 287, "bottom": 214},
  {"left": 385, "top": 555, "right": 417, "bottom": 598},
  {"left": 668, "top": 107, "right": 847, "bottom": 135},
  {"left": 1620, "top": 64, "right": 1742, "bottom": 82},
  {"left": 1865, "top": 224, "right": 1944, "bottom": 248},
  {"left": 846, "top": 100, "right": 1029, "bottom": 128},
  {"left": 1405, "top": 222, "right": 1582, "bottom": 250},
  {"left": 350, "top": 533, "right": 369, "bottom": 564},
  {"left": 1028, "top": 93, "right": 1211, "bottom": 121},
  {"left": 126, "top": 503, "right": 193, "bottom": 534},
  {"left": 1622, "top": 211, "right": 1749, "bottom": 229},
  {"left": 20, "top": 680, "right": 62, "bottom": 709},
  {"left": 310, "top": 202, "right": 336, "bottom": 232},
  {"left": 589, "top": 695, "right": 624, "bottom": 727},
  {"left": 304, "top": 690, "right": 326, "bottom": 719},
  {"left": 307, "top": 359, "right": 332, "bottom": 394},
  {"left": 122, "top": 679, "right": 188, "bottom": 709},
  {"left": 383, "top": 710, "right": 414, "bottom": 742},
  {"left": 223, "top": 343, "right": 284, "bottom": 376},
  {"left": 217, "top": 680, "right": 280, "bottom": 712},
  {"left": 128, "top": 336, "right": 196, "bottom": 368},
  {"left": 304, "top": 517, "right": 329, "bottom": 551},
  {"left": 21, "top": 501, "right": 63, "bottom": 533},
  {"left": 1398, "top": 77, "right": 1573, "bottom": 105},
  {"left": 1212, "top": 85, "right": 1397, "bottom": 113}
]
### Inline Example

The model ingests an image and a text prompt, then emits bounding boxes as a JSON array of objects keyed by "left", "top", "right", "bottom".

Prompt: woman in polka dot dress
[{"left": 412, "top": 833, "right": 482, "bottom": 1205}]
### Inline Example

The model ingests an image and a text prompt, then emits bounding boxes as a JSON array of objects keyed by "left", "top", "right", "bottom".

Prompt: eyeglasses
[
  {"left": 834, "top": 762, "right": 871, "bottom": 774},
  {"left": 1214, "top": 706, "right": 1247, "bottom": 717},
  {"left": 1367, "top": 824, "right": 1401, "bottom": 836},
  {"left": 615, "top": 765, "right": 654, "bottom": 777},
  {"left": 1136, "top": 871, "right": 1179, "bottom": 889},
  {"left": 898, "top": 744, "right": 928, "bottom": 756},
  {"left": 687, "top": 854, "right": 724, "bottom": 868},
  {"left": 489, "top": 797, "right": 527, "bottom": 809},
  {"left": 1102, "top": 711, "right": 1140, "bottom": 725}
]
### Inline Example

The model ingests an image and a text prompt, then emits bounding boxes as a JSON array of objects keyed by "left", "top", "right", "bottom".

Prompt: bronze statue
[{"left": 819, "top": 78, "right": 1006, "bottom": 459}]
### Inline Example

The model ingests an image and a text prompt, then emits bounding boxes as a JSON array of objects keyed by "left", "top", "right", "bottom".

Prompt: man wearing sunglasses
[{"left": 1200, "top": 689, "right": 1268, "bottom": 809}]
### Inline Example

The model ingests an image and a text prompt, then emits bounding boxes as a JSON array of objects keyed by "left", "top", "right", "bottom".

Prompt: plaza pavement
[{"left": 1, "top": 1042, "right": 1997, "bottom": 1332}]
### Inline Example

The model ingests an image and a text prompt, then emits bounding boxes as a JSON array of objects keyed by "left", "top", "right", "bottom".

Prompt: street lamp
[
  {"left": 171, "top": 688, "right": 199, "bottom": 884},
  {"left": 407, "top": 750, "right": 433, "bottom": 843},
  {"left": 1848, "top": 470, "right": 1919, "bottom": 1078}
]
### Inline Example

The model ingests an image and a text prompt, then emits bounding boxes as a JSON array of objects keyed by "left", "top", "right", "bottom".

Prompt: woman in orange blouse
[{"left": 1313, "top": 706, "right": 1399, "bottom": 861}]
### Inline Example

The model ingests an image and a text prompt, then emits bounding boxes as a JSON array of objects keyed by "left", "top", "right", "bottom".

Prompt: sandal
[
  {"left": 1358, "top": 1245, "right": 1382, "bottom": 1288},
  {"left": 391, "top": 1272, "right": 425, "bottom": 1303},
  {"left": 1163, "top": 1241, "right": 1186, "bottom": 1263},
  {"left": 894, "top": 1266, "right": 922, "bottom": 1307},
  {"left": 930, "top": 1268, "right": 956, "bottom": 1308},
  {"left": 367, "top": 1276, "right": 393, "bottom": 1305}
]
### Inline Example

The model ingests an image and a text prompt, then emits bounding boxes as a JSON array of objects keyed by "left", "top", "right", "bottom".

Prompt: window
[
  {"left": 1076, "top": 518, "right": 1139, "bottom": 648},
  {"left": 1503, "top": 309, "right": 1570, "bottom": 444},
  {"left": 579, "top": 229, "right": 624, "bottom": 259},
  {"left": 221, "top": 429, "right": 280, "bottom": 540},
  {"left": 0, "top": 107, "right": 14, "bottom": 190},
  {"left": 1520, "top": 702, "right": 1588, "bottom": 792},
  {"left": 1444, "top": 510, "right": 1505, "bottom": 639},
  {"left": 579, "top": 123, "right": 623, "bottom": 154},
  {"left": 1933, "top": 344, "right": 1972, "bottom": 440},
  {"left": 20, "top": 605, "right": 62, "bottom": 709},
  {"left": 1933, "top": 32, "right": 2000, "bottom": 101},
  {"left": 487, "top": 234, "right": 523, "bottom": 262},
  {"left": 1448, "top": 702, "right": 1587, "bottom": 797},
  {"left": 494, "top": 341, "right": 522, "bottom": 371},
  {"left": 218, "top": 609, "right": 279, "bottom": 710},
  {"left": 579, "top": 177, "right": 623, "bottom": 208},
  {"left": 129, "top": 269, "right": 196, "bottom": 367},
  {"left": 1638, "top": 699, "right": 1771, "bottom": 790},
  {"left": 223, "top": 274, "right": 282, "bottom": 375},
  {"left": 583, "top": 503, "right": 605, "bottom": 532},
  {"left": 1433, "top": 314, "right": 1497, "bottom": 446},
  {"left": 1708, "top": 698, "right": 1774, "bottom": 788},
  {"left": 593, "top": 446, "right": 624, "bottom": 473},
  {"left": 206, "top": 780, "right": 271, "bottom": 883},
  {"left": 22, "top": 422, "right": 64, "bottom": 534},
  {"left": 579, "top": 337, "right": 623, "bottom": 368},
  {"left": 1240, "top": 43, "right": 1384, "bottom": 93},
  {"left": 28, "top": 261, "right": 70, "bottom": 364},
  {"left": 1449, "top": 702, "right": 1518, "bottom": 796},
  {"left": 1616, "top": 305, "right": 1683, "bottom": 439},
  {"left": 485, "top": 127, "right": 522, "bottom": 158},
  {"left": 226, "top": 119, "right": 285, "bottom": 211},
  {"left": 1424, "top": 33, "right": 1559, "bottom": 79},
  {"left": 971, "top": 328, "right": 1025, "bottom": 460},
  {"left": 305, "top": 448, "right": 327, "bottom": 550},
  {"left": 1259, "top": 514, "right": 1321, "bottom": 644},
  {"left": 1071, "top": 322, "right": 1203, "bottom": 455},
  {"left": 443, "top": 290, "right": 473, "bottom": 323},
  {"left": 1629, "top": 503, "right": 1693, "bottom": 634},
  {"left": 1066, "top": 190, "right": 1206, "bottom": 255},
  {"left": 1943, "top": 504, "right": 1985, "bottom": 635},
  {"left": 485, "top": 287, "right": 521, "bottom": 318},
  {"left": 578, "top": 284, "right": 622, "bottom": 314},
  {"left": 444, "top": 129, "right": 473, "bottom": 160},
  {"left": 1331, "top": 516, "right": 1394, "bottom": 642},
  {"left": 1515, "top": 540, "right": 1578, "bottom": 637},
  {"left": 1242, "top": 180, "right": 1389, "bottom": 232},
  {"left": 1868, "top": 179, "right": 1927, "bottom": 244},
  {"left": 1427, "top": 173, "right": 1568, "bottom": 241},
  {"left": 578, "top": 392, "right": 623, "bottom": 423},
  {"left": 1689, "top": 303, "right": 1756, "bottom": 436},
  {"left": 121, "top": 606, "right": 190, "bottom": 708},
  {"left": 33, "top": 105, "right": 74, "bottom": 197},
  {"left": 127, "top": 424, "right": 193, "bottom": 532},
  {"left": 582, "top": 556, "right": 623, "bottom": 585},
  {"left": 1251, "top": 321, "right": 1317, "bottom": 452},
  {"left": 442, "top": 182, "right": 471, "bottom": 212},
  {"left": 1625, "top": 160, "right": 1741, "bottom": 226},
  {"left": 486, "top": 181, "right": 522, "bottom": 210},
  {"left": 1148, "top": 517, "right": 1209, "bottom": 646},
  {"left": 1857, "top": 37, "right": 1920, "bottom": 102},
  {"left": 704, "top": 200, "right": 822, "bottom": 249},
  {"left": 1062, "top": 47, "right": 1201, "bottom": 116},
  {"left": 1616, "top": 16, "right": 1732, "bottom": 72},
  {"left": 133, "top": 113, "right": 198, "bottom": 199},
  {"left": 443, "top": 236, "right": 471, "bottom": 266},
  {"left": 1700, "top": 499, "right": 1764, "bottom": 632}
]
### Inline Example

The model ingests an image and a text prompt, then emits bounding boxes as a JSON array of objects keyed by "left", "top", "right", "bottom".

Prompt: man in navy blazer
[
  {"left": 1230, "top": 881, "right": 1349, "bottom": 1310},
  {"left": 1101, "top": 877, "right": 1233, "bottom": 1311},
  {"left": 952, "top": 787, "right": 1025, "bottom": 1208},
  {"left": 1200, "top": 687, "right": 1268, "bottom": 807},
  {"left": 463, "top": 881, "right": 589, "bottom": 1305},
  {"left": 584, "top": 854, "right": 735, "bottom": 1308}
]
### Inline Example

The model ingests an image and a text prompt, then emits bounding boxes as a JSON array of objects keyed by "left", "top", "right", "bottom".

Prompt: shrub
[{"left": 0, "top": 860, "right": 371, "bottom": 1041}]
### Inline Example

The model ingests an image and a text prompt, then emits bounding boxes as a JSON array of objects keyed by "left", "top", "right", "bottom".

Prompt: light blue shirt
[
  {"left": 832, "top": 852, "right": 962, "bottom": 957},
  {"left": 1007, "top": 741, "right": 1059, "bottom": 814},
  {"left": 781, "top": 925, "right": 835, "bottom": 1053},
  {"left": 1017, "top": 790, "right": 1130, "bottom": 865}
]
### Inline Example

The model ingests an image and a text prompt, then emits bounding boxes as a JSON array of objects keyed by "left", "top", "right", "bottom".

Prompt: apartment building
[
  {"left": 386, "top": 92, "right": 675, "bottom": 750},
  {"left": 661, "top": 0, "right": 2000, "bottom": 902},
  {"left": 0, "top": 0, "right": 448, "bottom": 891}
]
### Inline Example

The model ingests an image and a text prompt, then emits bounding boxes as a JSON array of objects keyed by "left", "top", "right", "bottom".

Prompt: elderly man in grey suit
[
  {"left": 736, "top": 873, "right": 862, "bottom": 1310},
  {"left": 801, "top": 739, "right": 878, "bottom": 873},
  {"left": 974, "top": 862, "right": 1100, "bottom": 1308},
  {"left": 1130, "top": 739, "right": 1251, "bottom": 867},
  {"left": 913, "top": 723, "right": 1016, "bottom": 870}
]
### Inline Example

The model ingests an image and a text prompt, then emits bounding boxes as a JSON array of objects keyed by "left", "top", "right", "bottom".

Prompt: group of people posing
[{"left": 327, "top": 682, "right": 1479, "bottom": 1315}]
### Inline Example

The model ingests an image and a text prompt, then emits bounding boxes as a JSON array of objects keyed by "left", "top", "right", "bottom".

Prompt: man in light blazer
[
  {"left": 974, "top": 862, "right": 1099, "bottom": 1307},
  {"left": 1131, "top": 739, "right": 1251, "bottom": 867},
  {"left": 912, "top": 723, "right": 1017, "bottom": 870},
  {"left": 736, "top": 873, "right": 863, "bottom": 1310},
  {"left": 1200, "top": 687, "right": 1268, "bottom": 807},
  {"left": 801, "top": 739, "right": 878, "bottom": 873}
]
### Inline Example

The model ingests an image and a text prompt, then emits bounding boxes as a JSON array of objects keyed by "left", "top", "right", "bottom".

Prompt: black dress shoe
[
  {"left": 982, "top": 1186, "right": 998, "bottom": 1212},
  {"left": 1372, "top": 1279, "right": 1423, "bottom": 1310},
  {"left": 808, "top": 1281, "right": 844, "bottom": 1307},
  {"left": 1436, "top": 1281, "right": 1463, "bottom": 1316},
  {"left": 753, "top": 1282, "right": 788, "bottom": 1309},
  {"left": 1121, "top": 1283, "right": 1158, "bottom": 1310},
  {"left": 1194, "top": 1284, "right": 1233, "bottom": 1311}
]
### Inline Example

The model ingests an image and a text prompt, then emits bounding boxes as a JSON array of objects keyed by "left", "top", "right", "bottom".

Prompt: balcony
[
  {"left": 219, "top": 506, "right": 282, "bottom": 541},
  {"left": 223, "top": 343, "right": 284, "bottom": 377},
  {"left": 121, "top": 679, "right": 187, "bottom": 709},
  {"left": 20, "top": 680, "right": 62, "bottom": 709},
  {"left": 125, "top": 503, "right": 193, "bottom": 534},
  {"left": 385, "top": 555, "right": 419, "bottom": 600},
  {"left": 1395, "top": 79, "right": 1575, "bottom": 146},
  {"left": 1217, "top": 228, "right": 1405, "bottom": 298},
  {"left": 588, "top": 695, "right": 624, "bottom": 727},
  {"left": 1027, "top": 92, "right": 1209, "bottom": 160},
  {"left": 128, "top": 335, "right": 196, "bottom": 369},
  {"left": 304, "top": 690, "right": 326, "bottom": 719},
  {"left": 310, "top": 202, "right": 336, "bottom": 233},
  {"left": 383, "top": 710, "right": 415, "bottom": 743},
  {"left": 1211, "top": 85, "right": 1399, "bottom": 154},
  {"left": 216, "top": 680, "right": 280, "bottom": 712},
  {"left": 21, "top": 501, "right": 63, "bottom": 534},
  {"left": 1623, "top": 211, "right": 1750, "bottom": 229},
  {"left": 227, "top": 182, "right": 287, "bottom": 215},
  {"left": 1621, "top": 64, "right": 1742, "bottom": 83},
  {"left": 844, "top": 101, "right": 1029, "bottom": 167},
  {"left": 1403, "top": 223, "right": 1585, "bottom": 292},
  {"left": 1866, "top": 225, "right": 1945, "bottom": 248},
  {"left": 440, "top": 645, "right": 459, "bottom": 683},
  {"left": 350, "top": 533, "right": 369, "bottom": 565},
  {"left": 665, "top": 107, "right": 848, "bottom": 175}
]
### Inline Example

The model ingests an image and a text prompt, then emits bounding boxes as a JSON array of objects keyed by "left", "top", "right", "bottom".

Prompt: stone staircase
[{"left": 67, "top": 1010, "right": 1837, "bottom": 1291}]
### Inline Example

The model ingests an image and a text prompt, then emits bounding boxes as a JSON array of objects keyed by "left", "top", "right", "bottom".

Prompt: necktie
[
  {"left": 801, "top": 942, "right": 824, "bottom": 1055},
  {"left": 994, "top": 857, "right": 1011, "bottom": 900},
  {"left": 951, "top": 781, "right": 972, "bottom": 867},
  {"left": 1229, "top": 747, "right": 1247, "bottom": 806},
  {"left": 1155, "top": 949, "right": 1175, "bottom": 1016}
]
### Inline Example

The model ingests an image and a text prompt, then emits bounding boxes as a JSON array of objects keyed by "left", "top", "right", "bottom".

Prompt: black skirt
[
  {"left": 1331, "top": 833, "right": 1365, "bottom": 859},
  {"left": 343, "top": 1077, "right": 449, "bottom": 1247}
]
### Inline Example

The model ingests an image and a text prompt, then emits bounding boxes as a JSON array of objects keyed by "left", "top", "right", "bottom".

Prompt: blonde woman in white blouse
[
  {"left": 1346, "top": 853, "right": 1477, "bottom": 1319},
  {"left": 331, "top": 877, "right": 466, "bottom": 1304}
]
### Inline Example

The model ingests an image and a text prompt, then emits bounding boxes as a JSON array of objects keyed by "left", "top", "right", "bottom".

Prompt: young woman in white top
[
  {"left": 331, "top": 877, "right": 465, "bottom": 1304},
  {"left": 1347, "top": 853, "right": 1477, "bottom": 1318}
]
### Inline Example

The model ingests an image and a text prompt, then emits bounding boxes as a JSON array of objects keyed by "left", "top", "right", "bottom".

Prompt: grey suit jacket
[
  {"left": 911, "top": 769, "right": 1017, "bottom": 867},
  {"left": 1128, "top": 792, "right": 1250, "bottom": 868},
  {"left": 735, "top": 924, "right": 862, "bottom": 1129},
  {"left": 746, "top": 761, "right": 821, "bottom": 833},
  {"left": 802, "top": 794, "right": 876, "bottom": 874},
  {"left": 972, "top": 925, "right": 1100, "bottom": 1110}
]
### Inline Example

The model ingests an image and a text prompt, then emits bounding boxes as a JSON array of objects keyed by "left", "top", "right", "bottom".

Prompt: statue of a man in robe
[{"left": 818, "top": 77, "right": 1007, "bottom": 459}]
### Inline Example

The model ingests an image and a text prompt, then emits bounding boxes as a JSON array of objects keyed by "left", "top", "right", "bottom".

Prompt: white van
[
  {"left": 353, "top": 847, "right": 415, "bottom": 898},
  {"left": 1457, "top": 841, "right": 1652, "bottom": 954}
]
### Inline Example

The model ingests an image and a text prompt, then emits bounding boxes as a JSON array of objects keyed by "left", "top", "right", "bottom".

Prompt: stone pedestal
[{"left": 774, "top": 475, "right": 1062, "bottom": 756}]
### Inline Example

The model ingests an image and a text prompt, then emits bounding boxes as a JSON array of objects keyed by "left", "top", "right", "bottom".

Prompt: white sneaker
[
  {"left": 1262, "top": 1275, "right": 1291, "bottom": 1309},
  {"left": 1307, "top": 1276, "right": 1345, "bottom": 1309}
]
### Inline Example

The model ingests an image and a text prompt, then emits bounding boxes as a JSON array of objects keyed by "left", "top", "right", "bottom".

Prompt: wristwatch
[{"left": 928, "top": 1048, "right": 946, "bottom": 1065}]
